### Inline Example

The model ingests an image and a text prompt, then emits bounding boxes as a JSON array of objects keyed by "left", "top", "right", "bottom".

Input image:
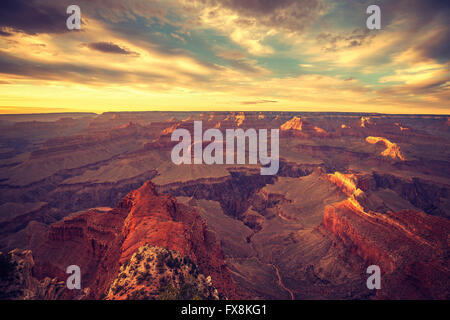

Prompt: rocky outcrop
[
  {"left": 323, "top": 197, "right": 449, "bottom": 299},
  {"left": 361, "top": 117, "right": 372, "bottom": 128},
  {"left": 357, "top": 172, "right": 449, "bottom": 218},
  {"left": 30, "top": 181, "right": 237, "bottom": 299},
  {"left": 328, "top": 172, "right": 358, "bottom": 195},
  {"left": 323, "top": 170, "right": 449, "bottom": 299},
  {"left": 281, "top": 116, "right": 303, "bottom": 131},
  {"left": 157, "top": 169, "right": 277, "bottom": 218},
  {"left": 118, "top": 182, "right": 236, "bottom": 298},
  {"left": 31, "top": 206, "right": 126, "bottom": 299},
  {"left": 0, "top": 249, "right": 65, "bottom": 300},
  {"left": 366, "top": 136, "right": 405, "bottom": 161},
  {"left": 279, "top": 116, "right": 329, "bottom": 137},
  {"left": 106, "top": 245, "right": 219, "bottom": 300}
]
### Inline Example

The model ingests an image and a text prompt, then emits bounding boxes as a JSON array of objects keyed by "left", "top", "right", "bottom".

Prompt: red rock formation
[
  {"left": 366, "top": 136, "right": 406, "bottom": 160},
  {"left": 31, "top": 207, "right": 126, "bottom": 299},
  {"left": 280, "top": 116, "right": 328, "bottom": 137},
  {"left": 280, "top": 116, "right": 303, "bottom": 131},
  {"left": 323, "top": 199, "right": 449, "bottom": 299},
  {"left": 118, "top": 182, "right": 236, "bottom": 299},
  {"left": 31, "top": 182, "right": 237, "bottom": 299}
]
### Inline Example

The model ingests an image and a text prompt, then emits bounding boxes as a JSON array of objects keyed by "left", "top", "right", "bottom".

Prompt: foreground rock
[
  {"left": 0, "top": 249, "right": 65, "bottom": 300},
  {"left": 29, "top": 182, "right": 236, "bottom": 299},
  {"left": 323, "top": 174, "right": 449, "bottom": 299},
  {"left": 106, "top": 244, "right": 220, "bottom": 300}
]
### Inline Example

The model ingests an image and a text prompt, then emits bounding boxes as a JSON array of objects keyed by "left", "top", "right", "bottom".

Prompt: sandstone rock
[{"left": 30, "top": 181, "right": 237, "bottom": 299}]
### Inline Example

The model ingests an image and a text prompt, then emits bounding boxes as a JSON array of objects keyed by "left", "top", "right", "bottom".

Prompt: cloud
[
  {"left": 214, "top": 49, "right": 266, "bottom": 74},
  {"left": 382, "top": 0, "right": 450, "bottom": 62},
  {"left": 0, "top": 0, "right": 70, "bottom": 35},
  {"left": 316, "top": 28, "right": 374, "bottom": 52},
  {"left": 0, "top": 28, "right": 13, "bottom": 37},
  {"left": 199, "top": 0, "right": 326, "bottom": 33},
  {"left": 241, "top": 99, "right": 277, "bottom": 105},
  {"left": 183, "top": 0, "right": 327, "bottom": 55},
  {"left": 82, "top": 42, "right": 140, "bottom": 56},
  {"left": 411, "top": 28, "right": 450, "bottom": 62},
  {"left": 0, "top": 51, "right": 168, "bottom": 85}
]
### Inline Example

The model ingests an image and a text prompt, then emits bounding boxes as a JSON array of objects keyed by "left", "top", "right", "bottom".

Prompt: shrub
[{"left": 158, "top": 284, "right": 178, "bottom": 300}]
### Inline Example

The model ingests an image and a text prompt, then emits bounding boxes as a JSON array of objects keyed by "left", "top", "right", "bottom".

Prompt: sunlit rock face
[
  {"left": 106, "top": 244, "right": 220, "bottom": 300},
  {"left": 324, "top": 171, "right": 449, "bottom": 299},
  {"left": 280, "top": 116, "right": 303, "bottom": 131},
  {"left": 28, "top": 182, "right": 237, "bottom": 299},
  {"left": 361, "top": 116, "right": 372, "bottom": 128},
  {"left": 366, "top": 136, "right": 406, "bottom": 160},
  {"left": 323, "top": 203, "right": 449, "bottom": 299}
]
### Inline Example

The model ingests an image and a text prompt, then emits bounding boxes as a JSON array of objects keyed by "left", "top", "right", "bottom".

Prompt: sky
[{"left": 0, "top": 0, "right": 449, "bottom": 114}]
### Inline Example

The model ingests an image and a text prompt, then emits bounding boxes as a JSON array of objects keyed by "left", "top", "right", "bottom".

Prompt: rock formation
[
  {"left": 106, "top": 244, "right": 220, "bottom": 300},
  {"left": 29, "top": 182, "right": 236, "bottom": 299},
  {"left": 0, "top": 249, "right": 65, "bottom": 300},
  {"left": 366, "top": 136, "right": 406, "bottom": 160},
  {"left": 324, "top": 172, "right": 449, "bottom": 299},
  {"left": 280, "top": 116, "right": 303, "bottom": 131}
]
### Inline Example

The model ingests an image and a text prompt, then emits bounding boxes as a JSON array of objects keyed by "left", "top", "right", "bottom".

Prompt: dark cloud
[
  {"left": 215, "top": 50, "right": 263, "bottom": 74},
  {"left": 0, "top": 51, "right": 212, "bottom": 88},
  {"left": 413, "top": 27, "right": 450, "bottom": 62},
  {"left": 0, "top": 28, "right": 13, "bottom": 37},
  {"left": 0, "top": 0, "right": 70, "bottom": 35},
  {"left": 315, "top": 0, "right": 449, "bottom": 62},
  {"left": 0, "top": 51, "right": 162, "bottom": 84},
  {"left": 382, "top": 0, "right": 449, "bottom": 31},
  {"left": 219, "top": 0, "right": 305, "bottom": 15},
  {"left": 82, "top": 42, "right": 140, "bottom": 56},
  {"left": 382, "top": 0, "right": 450, "bottom": 61},
  {"left": 241, "top": 100, "right": 277, "bottom": 105},
  {"left": 316, "top": 28, "right": 374, "bottom": 52},
  {"left": 379, "top": 76, "right": 449, "bottom": 97},
  {"left": 198, "top": 0, "right": 325, "bottom": 33}
]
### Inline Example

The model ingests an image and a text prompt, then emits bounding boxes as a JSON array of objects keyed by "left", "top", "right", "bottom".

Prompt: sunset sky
[{"left": 0, "top": 0, "right": 448, "bottom": 114}]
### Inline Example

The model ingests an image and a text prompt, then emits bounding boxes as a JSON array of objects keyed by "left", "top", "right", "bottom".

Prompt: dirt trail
[{"left": 271, "top": 264, "right": 295, "bottom": 300}]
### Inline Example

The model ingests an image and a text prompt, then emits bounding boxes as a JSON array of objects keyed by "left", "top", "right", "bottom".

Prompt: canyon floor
[{"left": 0, "top": 111, "right": 448, "bottom": 299}]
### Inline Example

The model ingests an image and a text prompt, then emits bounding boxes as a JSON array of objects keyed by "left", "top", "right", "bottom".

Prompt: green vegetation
[
  {"left": 158, "top": 279, "right": 207, "bottom": 300},
  {"left": 107, "top": 245, "right": 219, "bottom": 300}
]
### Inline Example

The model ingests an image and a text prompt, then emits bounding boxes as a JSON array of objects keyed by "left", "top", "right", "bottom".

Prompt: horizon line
[{"left": 1, "top": 110, "right": 449, "bottom": 117}]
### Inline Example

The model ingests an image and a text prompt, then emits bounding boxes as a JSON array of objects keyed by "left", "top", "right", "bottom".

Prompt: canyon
[{"left": 0, "top": 111, "right": 448, "bottom": 299}]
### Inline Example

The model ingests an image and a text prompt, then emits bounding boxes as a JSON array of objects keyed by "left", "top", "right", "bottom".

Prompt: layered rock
[
  {"left": 30, "top": 181, "right": 236, "bottom": 299},
  {"left": 361, "top": 116, "right": 372, "bottom": 128},
  {"left": 117, "top": 182, "right": 236, "bottom": 298},
  {"left": 280, "top": 116, "right": 328, "bottom": 137},
  {"left": 106, "top": 244, "right": 220, "bottom": 300},
  {"left": 366, "top": 136, "right": 405, "bottom": 160},
  {"left": 280, "top": 116, "right": 303, "bottom": 131},
  {"left": 322, "top": 189, "right": 449, "bottom": 299},
  {"left": 31, "top": 206, "right": 126, "bottom": 299}
]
